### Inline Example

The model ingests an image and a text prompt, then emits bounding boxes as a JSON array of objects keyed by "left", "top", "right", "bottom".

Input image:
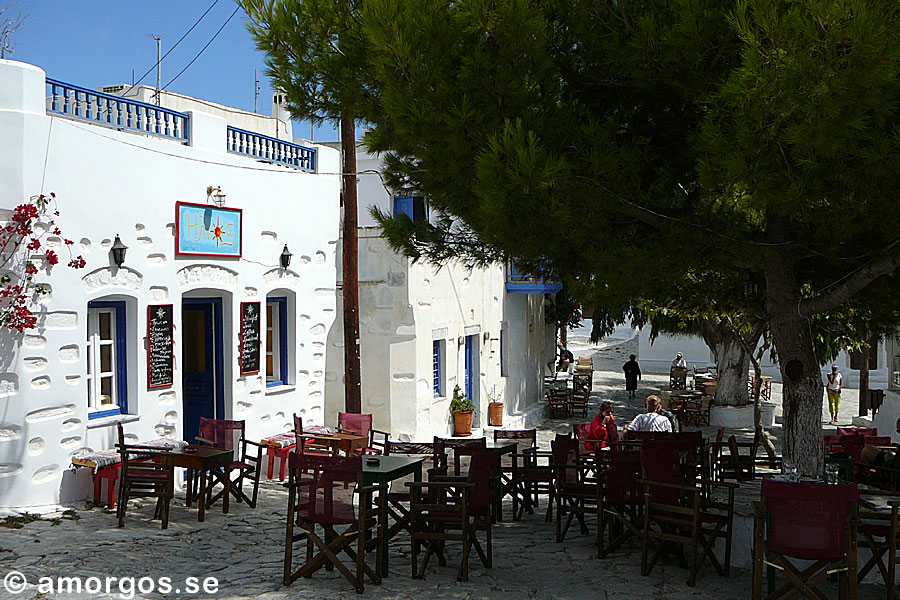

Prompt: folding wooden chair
[
  {"left": 858, "top": 491, "right": 900, "bottom": 600},
  {"left": 197, "top": 418, "right": 263, "bottom": 508},
  {"left": 597, "top": 449, "right": 643, "bottom": 557},
  {"left": 283, "top": 453, "right": 384, "bottom": 593},
  {"left": 115, "top": 423, "right": 174, "bottom": 529},
  {"left": 338, "top": 412, "right": 390, "bottom": 455},
  {"left": 552, "top": 436, "right": 599, "bottom": 543},
  {"left": 751, "top": 479, "right": 858, "bottom": 600}
]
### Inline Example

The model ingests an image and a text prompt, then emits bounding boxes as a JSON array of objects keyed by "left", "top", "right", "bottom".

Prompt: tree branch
[{"left": 800, "top": 243, "right": 900, "bottom": 317}]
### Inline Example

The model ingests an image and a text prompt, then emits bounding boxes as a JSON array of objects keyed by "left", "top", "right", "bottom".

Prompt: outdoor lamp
[
  {"left": 280, "top": 245, "right": 292, "bottom": 269},
  {"left": 111, "top": 235, "right": 127, "bottom": 268},
  {"left": 206, "top": 185, "right": 226, "bottom": 208}
]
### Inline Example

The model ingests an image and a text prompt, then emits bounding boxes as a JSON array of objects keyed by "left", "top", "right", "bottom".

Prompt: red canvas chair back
[
  {"left": 466, "top": 451, "right": 495, "bottom": 513},
  {"left": 287, "top": 452, "right": 361, "bottom": 525},
  {"left": 573, "top": 423, "right": 589, "bottom": 440},
  {"left": 293, "top": 413, "right": 304, "bottom": 448},
  {"left": 837, "top": 426, "right": 876, "bottom": 437},
  {"left": 597, "top": 450, "right": 642, "bottom": 505},
  {"left": 436, "top": 437, "right": 487, "bottom": 476},
  {"left": 836, "top": 433, "right": 866, "bottom": 462},
  {"left": 761, "top": 478, "right": 857, "bottom": 560},
  {"left": 865, "top": 435, "right": 892, "bottom": 447},
  {"left": 640, "top": 440, "right": 682, "bottom": 506},
  {"left": 198, "top": 417, "right": 244, "bottom": 451},
  {"left": 624, "top": 429, "right": 656, "bottom": 443},
  {"left": 551, "top": 436, "right": 580, "bottom": 485},
  {"left": 338, "top": 412, "right": 373, "bottom": 438}
]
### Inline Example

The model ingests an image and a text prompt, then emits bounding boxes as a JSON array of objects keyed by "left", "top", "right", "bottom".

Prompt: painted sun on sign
[{"left": 176, "top": 202, "right": 242, "bottom": 257}]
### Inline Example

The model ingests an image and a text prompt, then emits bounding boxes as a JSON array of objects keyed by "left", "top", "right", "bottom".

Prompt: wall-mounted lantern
[
  {"left": 280, "top": 244, "right": 292, "bottom": 269},
  {"left": 111, "top": 235, "right": 127, "bottom": 268},
  {"left": 206, "top": 185, "right": 226, "bottom": 208}
]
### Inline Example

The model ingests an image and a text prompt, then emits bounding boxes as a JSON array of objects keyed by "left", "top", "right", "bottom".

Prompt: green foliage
[{"left": 450, "top": 385, "right": 474, "bottom": 413}]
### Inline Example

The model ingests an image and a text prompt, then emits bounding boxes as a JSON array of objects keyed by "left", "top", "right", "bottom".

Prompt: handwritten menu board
[
  {"left": 147, "top": 304, "right": 174, "bottom": 388},
  {"left": 240, "top": 301, "right": 261, "bottom": 375}
]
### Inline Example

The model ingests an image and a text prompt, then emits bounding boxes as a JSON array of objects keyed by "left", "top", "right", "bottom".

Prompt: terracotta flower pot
[
  {"left": 453, "top": 410, "right": 474, "bottom": 436},
  {"left": 489, "top": 402, "right": 503, "bottom": 427}
]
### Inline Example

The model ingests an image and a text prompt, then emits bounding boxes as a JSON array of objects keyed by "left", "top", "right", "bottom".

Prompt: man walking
[{"left": 826, "top": 364, "right": 843, "bottom": 424}]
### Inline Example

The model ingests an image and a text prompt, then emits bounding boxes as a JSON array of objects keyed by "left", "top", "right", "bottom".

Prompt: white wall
[
  {"left": 638, "top": 328, "right": 890, "bottom": 388},
  {"left": 0, "top": 59, "right": 341, "bottom": 510}
]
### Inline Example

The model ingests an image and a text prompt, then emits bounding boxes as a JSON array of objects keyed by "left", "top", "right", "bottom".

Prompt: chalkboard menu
[
  {"left": 147, "top": 304, "right": 174, "bottom": 388},
  {"left": 240, "top": 301, "right": 261, "bottom": 375}
]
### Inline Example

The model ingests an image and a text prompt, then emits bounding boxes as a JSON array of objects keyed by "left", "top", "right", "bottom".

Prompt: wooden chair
[
  {"left": 546, "top": 387, "right": 569, "bottom": 419},
  {"left": 435, "top": 437, "right": 488, "bottom": 478},
  {"left": 597, "top": 449, "right": 643, "bottom": 557},
  {"left": 338, "top": 412, "right": 390, "bottom": 455},
  {"left": 551, "top": 436, "right": 599, "bottom": 543},
  {"left": 197, "top": 418, "right": 264, "bottom": 508},
  {"left": 293, "top": 414, "right": 334, "bottom": 457},
  {"left": 407, "top": 451, "right": 495, "bottom": 582},
  {"left": 569, "top": 382, "right": 589, "bottom": 418},
  {"left": 670, "top": 367, "right": 688, "bottom": 390},
  {"left": 640, "top": 439, "right": 736, "bottom": 587},
  {"left": 681, "top": 396, "right": 711, "bottom": 427},
  {"left": 751, "top": 479, "right": 858, "bottom": 600},
  {"left": 858, "top": 491, "right": 900, "bottom": 600},
  {"left": 283, "top": 453, "right": 384, "bottom": 593},
  {"left": 493, "top": 429, "right": 551, "bottom": 521},
  {"left": 384, "top": 441, "right": 446, "bottom": 542},
  {"left": 114, "top": 423, "right": 174, "bottom": 529}
]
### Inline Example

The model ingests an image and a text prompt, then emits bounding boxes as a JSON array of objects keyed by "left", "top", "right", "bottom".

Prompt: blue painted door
[
  {"left": 465, "top": 335, "right": 474, "bottom": 401},
  {"left": 182, "top": 301, "right": 216, "bottom": 444}
]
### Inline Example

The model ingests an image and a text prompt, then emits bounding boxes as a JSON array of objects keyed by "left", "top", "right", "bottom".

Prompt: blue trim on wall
[
  {"left": 183, "top": 297, "right": 225, "bottom": 419},
  {"left": 87, "top": 300, "right": 127, "bottom": 419},
  {"left": 266, "top": 296, "right": 288, "bottom": 386},
  {"left": 433, "top": 340, "right": 443, "bottom": 397},
  {"left": 465, "top": 335, "right": 474, "bottom": 401}
]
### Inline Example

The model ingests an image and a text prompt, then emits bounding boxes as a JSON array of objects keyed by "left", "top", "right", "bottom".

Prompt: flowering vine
[{"left": 0, "top": 193, "right": 86, "bottom": 332}]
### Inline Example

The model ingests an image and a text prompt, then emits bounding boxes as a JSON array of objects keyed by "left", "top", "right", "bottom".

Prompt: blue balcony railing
[
  {"left": 226, "top": 126, "right": 316, "bottom": 172},
  {"left": 46, "top": 78, "right": 190, "bottom": 143},
  {"left": 505, "top": 262, "right": 563, "bottom": 294}
]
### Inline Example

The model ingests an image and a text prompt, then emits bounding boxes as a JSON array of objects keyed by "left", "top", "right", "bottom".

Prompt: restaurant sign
[{"left": 176, "top": 201, "right": 242, "bottom": 257}]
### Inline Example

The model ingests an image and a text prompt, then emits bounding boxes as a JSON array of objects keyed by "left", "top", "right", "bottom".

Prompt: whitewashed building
[
  {"left": 0, "top": 59, "right": 340, "bottom": 510},
  {"left": 637, "top": 329, "right": 889, "bottom": 389},
  {"left": 323, "top": 147, "right": 557, "bottom": 440}
]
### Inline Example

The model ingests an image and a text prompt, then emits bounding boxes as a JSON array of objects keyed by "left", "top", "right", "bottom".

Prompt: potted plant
[
  {"left": 488, "top": 388, "right": 503, "bottom": 427},
  {"left": 450, "top": 385, "right": 475, "bottom": 437}
]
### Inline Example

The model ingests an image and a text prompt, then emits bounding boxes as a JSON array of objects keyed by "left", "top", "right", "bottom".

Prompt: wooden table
[
  {"left": 362, "top": 455, "right": 425, "bottom": 577},
  {"left": 303, "top": 432, "right": 368, "bottom": 456},
  {"left": 171, "top": 445, "right": 233, "bottom": 522}
]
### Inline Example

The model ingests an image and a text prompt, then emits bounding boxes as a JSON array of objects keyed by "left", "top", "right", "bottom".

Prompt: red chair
[
  {"left": 752, "top": 479, "right": 858, "bottom": 600},
  {"left": 552, "top": 436, "right": 599, "bottom": 543},
  {"left": 640, "top": 439, "right": 735, "bottom": 586},
  {"left": 838, "top": 426, "right": 877, "bottom": 437},
  {"left": 114, "top": 423, "right": 174, "bottom": 529},
  {"left": 407, "top": 450, "right": 495, "bottom": 581},
  {"left": 338, "top": 412, "right": 389, "bottom": 454},
  {"left": 858, "top": 491, "right": 900, "bottom": 600},
  {"left": 283, "top": 453, "right": 384, "bottom": 593},
  {"left": 597, "top": 449, "right": 643, "bottom": 557},
  {"left": 196, "top": 418, "right": 263, "bottom": 508}
]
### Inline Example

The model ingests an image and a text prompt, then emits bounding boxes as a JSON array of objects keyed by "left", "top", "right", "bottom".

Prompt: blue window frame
[
  {"left": 86, "top": 300, "right": 127, "bottom": 419},
  {"left": 266, "top": 296, "right": 289, "bottom": 386},
  {"left": 465, "top": 335, "right": 474, "bottom": 401},
  {"left": 433, "top": 339, "right": 444, "bottom": 397},
  {"left": 393, "top": 194, "right": 427, "bottom": 223}
]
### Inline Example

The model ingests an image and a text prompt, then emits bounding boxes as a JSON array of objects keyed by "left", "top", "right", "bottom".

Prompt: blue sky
[{"left": 8, "top": 0, "right": 339, "bottom": 141}]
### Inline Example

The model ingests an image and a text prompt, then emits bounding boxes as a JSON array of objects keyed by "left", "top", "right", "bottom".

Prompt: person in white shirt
[
  {"left": 671, "top": 352, "right": 687, "bottom": 369},
  {"left": 625, "top": 395, "right": 673, "bottom": 433},
  {"left": 826, "top": 364, "right": 843, "bottom": 424}
]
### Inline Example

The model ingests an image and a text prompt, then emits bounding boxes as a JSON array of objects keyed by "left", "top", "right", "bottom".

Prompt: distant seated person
[
  {"left": 671, "top": 352, "right": 687, "bottom": 369},
  {"left": 557, "top": 342, "right": 574, "bottom": 372},
  {"left": 858, "top": 417, "right": 900, "bottom": 482},
  {"left": 585, "top": 401, "right": 619, "bottom": 451},
  {"left": 624, "top": 395, "right": 673, "bottom": 434}
]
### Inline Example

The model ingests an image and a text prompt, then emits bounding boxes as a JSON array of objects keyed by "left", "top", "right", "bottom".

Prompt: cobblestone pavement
[{"left": 0, "top": 338, "right": 882, "bottom": 599}]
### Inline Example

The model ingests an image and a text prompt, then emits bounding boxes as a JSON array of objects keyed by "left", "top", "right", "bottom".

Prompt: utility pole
[
  {"left": 253, "top": 69, "right": 259, "bottom": 113},
  {"left": 341, "top": 114, "right": 361, "bottom": 413},
  {"left": 147, "top": 34, "right": 161, "bottom": 105}
]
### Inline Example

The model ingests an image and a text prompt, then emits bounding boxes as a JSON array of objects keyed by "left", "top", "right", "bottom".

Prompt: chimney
[{"left": 272, "top": 91, "right": 293, "bottom": 140}]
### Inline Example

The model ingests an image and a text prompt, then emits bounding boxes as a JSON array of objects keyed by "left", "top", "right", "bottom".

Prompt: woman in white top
[{"left": 826, "top": 364, "right": 843, "bottom": 423}]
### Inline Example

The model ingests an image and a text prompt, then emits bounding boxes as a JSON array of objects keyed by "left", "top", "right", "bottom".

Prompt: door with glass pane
[{"left": 182, "top": 300, "right": 217, "bottom": 444}]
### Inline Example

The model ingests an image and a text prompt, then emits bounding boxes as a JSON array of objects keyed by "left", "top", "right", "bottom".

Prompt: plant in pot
[
  {"left": 488, "top": 388, "right": 503, "bottom": 427},
  {"left": 450, "top": 385, "right": 475, "bottom": 437}
]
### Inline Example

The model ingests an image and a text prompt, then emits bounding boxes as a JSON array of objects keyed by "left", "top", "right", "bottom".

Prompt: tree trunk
[
  {"left": 699, "top": 318, "right": 753, "bottom": 406},
  {"left": 766, "top": 251, "right": 823, "bottom": 477},
  {"left": 859, "top": 342, "right": 870, "bottom": 417}
]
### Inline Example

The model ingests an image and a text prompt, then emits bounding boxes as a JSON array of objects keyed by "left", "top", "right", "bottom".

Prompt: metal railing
[
  {"left": 226, "top": 126, "right": 316, "bottom": 172},
  {"left": 46, "top": 78, "right": 189, "bottom": 143}
]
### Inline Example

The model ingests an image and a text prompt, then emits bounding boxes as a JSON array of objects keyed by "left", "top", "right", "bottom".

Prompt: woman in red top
[{"left": 585, "top": 401, "right": 619, "bottom": 451}]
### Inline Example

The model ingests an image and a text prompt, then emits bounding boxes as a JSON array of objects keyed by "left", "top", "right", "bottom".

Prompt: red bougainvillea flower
[
  {"left": 26, "top": 238, "right": 41, "bottom": 250},
  {"left": 24, "top": 263, "right": 38, "bottom": 275},
  {"left": 45, "top": 250, "right": 59, "bottom": 266}
]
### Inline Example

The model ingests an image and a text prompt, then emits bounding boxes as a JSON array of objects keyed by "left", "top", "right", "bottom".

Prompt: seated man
[
  {"left": 858, "top": 417, "right": 900, "bottom": 471},
  {"left": 624, "top": 395, "right": 673, "bottom": 434}
]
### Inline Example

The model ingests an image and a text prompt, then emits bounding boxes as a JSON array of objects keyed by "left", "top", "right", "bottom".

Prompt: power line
[
  {"left": 120, "top": 0, "right": 220, "bottom": 98},
  {"left": 164, "top": 6, "right": 240, "bottom": 89}
]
